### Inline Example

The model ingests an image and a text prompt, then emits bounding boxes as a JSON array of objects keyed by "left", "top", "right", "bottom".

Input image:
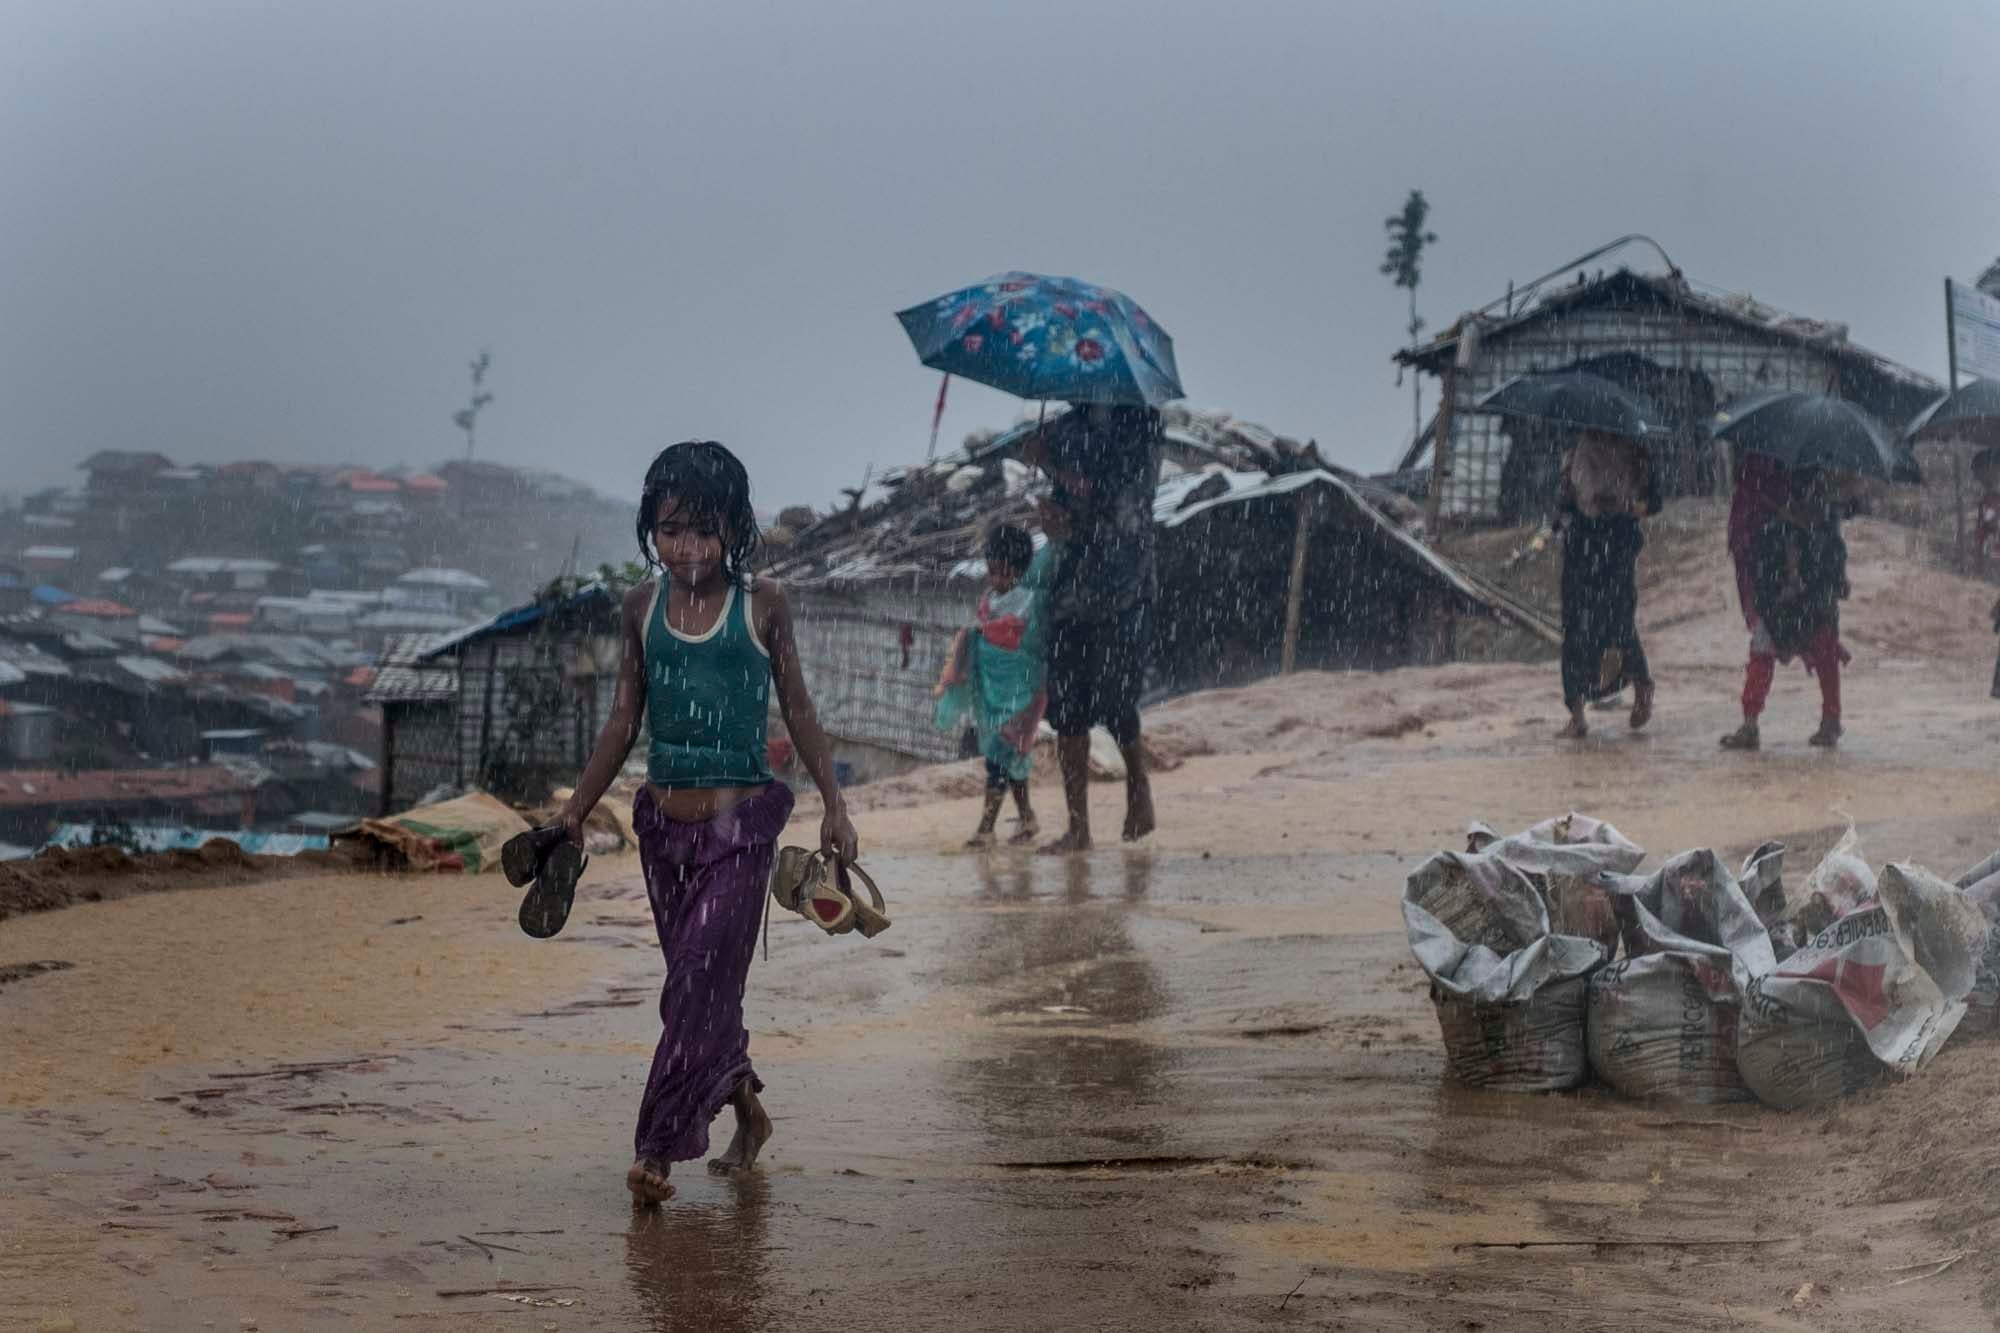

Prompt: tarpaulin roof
[{"left": 413, "top": 582, "right": 618, "bottom": 661}]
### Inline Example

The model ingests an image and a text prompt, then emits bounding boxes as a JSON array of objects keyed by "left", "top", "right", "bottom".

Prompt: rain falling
[{"left": 2, "top": 3, "right": 2000, "bottom": 1329}]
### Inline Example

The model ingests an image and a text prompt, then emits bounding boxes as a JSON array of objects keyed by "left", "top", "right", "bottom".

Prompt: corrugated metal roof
[
  {"left": 355, "top": 609, "right": 470, "bottom": 633},
  {"left": 168, "top": 557, "right": 281, "bottom": 575},
  {"left": 59, "top": 598, "right": 136, "bottom": 617},
  {"left": 397, "top": 567, "right": 490, "bottom": 590},
  {"left": 0, "top": 766, "right": 253, "bottom": 810},
  {"left": 365, "top": 632, "right": 458, "bottom": 703},
  {"left": 115, "top": 654, "right": 189, "bottom": 684},
  {"left": 23, "top": 546, "right": 78, "bottom": 560},
  {"left": 0, "top": 641, "right": 72, "bottom": 678}
]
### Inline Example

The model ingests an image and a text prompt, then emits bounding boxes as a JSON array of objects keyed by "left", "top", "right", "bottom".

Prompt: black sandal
[
  {"left": 510, "top": 826, "right": 587, "bottom": 939},
  {"left": 502, "top": 823, "right": 569, "bottom": 888}
]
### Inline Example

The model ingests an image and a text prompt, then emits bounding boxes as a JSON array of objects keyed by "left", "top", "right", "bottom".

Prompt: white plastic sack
[
  {"left": 1433, "top": 977, "right": 1591, "bottom": 1092},
  {"left": 1405, "top": 851, "right": 1607, "bottom": 1092},
  {"left": 1956, "top": 855, "right": 2000, "bottom": 1035},
  {"left": 1790, "top": 825, "right": 1878, "bottom": 940},
  {"left": 1477, "top": 813, "right": 1644, "bottom": 961},
  {"left": 1737, "top": 867, "right": 1978, "bottom": 1110},
  {"left": 1587, "top": 850, "right": 1776, "bottom": 1103},
  {"left": 1737, "top": 841, "right": 1796, "bottom": 961}
]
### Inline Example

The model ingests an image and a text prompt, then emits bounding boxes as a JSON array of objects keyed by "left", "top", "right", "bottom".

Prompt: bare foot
[
  {"left": 626, "top": 1157, "right": 673, "bottom": 1205},
  {"left": 1039, "top": 828, "right": 1091, "bottom": 855},
  {"left": 1007, "top": 819, "right": 1039, "bottom": 846},
  {"left": 1121, "top": 793, "right": 1155, "bottom": 843},
  {"left": 1808, "top": 722, "right": 1842, "bottom": 748},
  {"left": 964, "top": 829, "right": 997, "bottom": 850},
  {"left": 708, "top": 1084, "right": 773, "bottom": 1175},
  {"left": 1556, "top": 717, "right": 1588, "bottom": 740},
  {"left": 1629, "top": 684, "right": 1654, "bottom": 732}
]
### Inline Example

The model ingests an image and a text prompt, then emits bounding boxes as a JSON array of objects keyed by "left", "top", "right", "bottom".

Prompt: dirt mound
[
  {"left": 0, "top": 841, "right": 363, "bottom": 924},
  {"left": 1443, "top": 497, "right": 1999, "bottom": 674}
]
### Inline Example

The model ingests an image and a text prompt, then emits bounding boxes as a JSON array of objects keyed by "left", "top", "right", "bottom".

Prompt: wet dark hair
[
  {"left": 636, "top": 441, "right": 760, "bottom": 580},
  {"left": 983, "top": 522, "right": 1034, "bottom": 575}
]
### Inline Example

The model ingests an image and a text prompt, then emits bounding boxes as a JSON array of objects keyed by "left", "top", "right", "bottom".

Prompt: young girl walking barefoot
[{"left": 556, "top": 441, "right": 858, "bottom": 1206}]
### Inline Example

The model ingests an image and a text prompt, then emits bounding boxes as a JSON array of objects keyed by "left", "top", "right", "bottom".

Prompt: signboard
[{"left": 1949, "top": 278, "right": 2000, "bottom": 381}]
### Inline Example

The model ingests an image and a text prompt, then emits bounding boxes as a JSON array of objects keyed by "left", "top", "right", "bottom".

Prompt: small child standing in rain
[
  {"left": 935, "top": 523, "right": 1050, "bottom": 847},
  {"left": 1721, "top": 466, "right": 1851, "bottom": 750}
]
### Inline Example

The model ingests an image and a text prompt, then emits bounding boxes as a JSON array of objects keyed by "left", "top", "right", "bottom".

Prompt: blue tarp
[
  {"left": 32, "top": 585, "right": 76, "bottom": 605},
  {"left": 47, "top": 825, "right": 331, "bottom": 857}
]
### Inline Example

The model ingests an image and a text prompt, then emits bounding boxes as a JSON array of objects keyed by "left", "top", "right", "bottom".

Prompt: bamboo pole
[
  {"left": 1281, "top": 492, "right": 1314, "bottom": 674},
  {"left": 1427, "top": 360, "right": 1459, "bottom": 532}
]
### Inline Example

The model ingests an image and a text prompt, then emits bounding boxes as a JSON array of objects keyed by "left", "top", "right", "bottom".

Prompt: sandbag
[
  {"left": 351, "top": 791, "right": 531, "bottom": 874},
  {"left": 1433, "top": 976, "right": 1590, "bottom": 1092},
  {"left": 1405, "top": 850, "right": 1607, "bottom": 1092},
  {"left": 1791, "top": 825, "right": 1877, "bottom": 940},
  {"left": 1737, "top": 875, "right": 1974, "bottom": 1110},
  {"left": 1475, "top": 813, "right": 1644, "bottom": 961},
  {"left": 1956, "top": 856, "right": 2000, "bottom": 1035},
  {"left": 1737, "top": 841, "right": 1796, "bottom": 961},
  {"left": 1587, "top": 850, "right": 1775, "bottom": 1103}
]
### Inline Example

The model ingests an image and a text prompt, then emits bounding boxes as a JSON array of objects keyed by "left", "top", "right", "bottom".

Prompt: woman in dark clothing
[
  {"left": 1557, "top": 429, "right": 1661, "bottom": 739},
  {"left": 1021, "top": 404, "right": 1162, "bottom": 850}
]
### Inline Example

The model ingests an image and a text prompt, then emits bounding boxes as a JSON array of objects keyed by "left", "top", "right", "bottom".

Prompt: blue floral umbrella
[{"left": 896, "top": 272, "right": 1184, "bottom": 407}]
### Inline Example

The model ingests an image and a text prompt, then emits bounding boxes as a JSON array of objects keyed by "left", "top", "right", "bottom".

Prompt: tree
[
  {"left": 452, "top": 350, "right": 495, "bottom": 460},
  {"left": 1382, "top": 190, "right": 1439, "bottom": 445},
  {"left": 1979, "top": 257, "right": 2000, "bottom": 298}
]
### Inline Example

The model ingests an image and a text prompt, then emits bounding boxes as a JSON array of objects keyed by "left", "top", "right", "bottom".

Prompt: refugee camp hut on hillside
[
  {"left": 365, "top": 633, "right": 457, "bottom": 813},
  {"left": 766, "top": 406, "right": 1552, "bottom": 779},
  {"left": 1392, "top": 264, "right": 1942, "bottom": 524},
  {"left": 370, "top": 584, "right": 623, "bottom": 811}
]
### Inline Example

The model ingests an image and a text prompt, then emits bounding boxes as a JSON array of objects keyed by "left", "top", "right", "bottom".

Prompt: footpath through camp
[{"left": 6, "top": 502, "right": 2000, "bottom": 1329}]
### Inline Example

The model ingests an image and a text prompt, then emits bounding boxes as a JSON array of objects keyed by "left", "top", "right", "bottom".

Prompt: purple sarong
[{"left": 631, "top": 782, "right": 795, "bottom": 1163}]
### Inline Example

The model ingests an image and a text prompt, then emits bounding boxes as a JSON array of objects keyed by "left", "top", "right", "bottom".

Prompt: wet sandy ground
[
  {"left": 5, "top": 659, "right": 2000, "bottom": 1330},
  {"left": 5, "top": 847, "right": 1998, "bottom": 1331}
]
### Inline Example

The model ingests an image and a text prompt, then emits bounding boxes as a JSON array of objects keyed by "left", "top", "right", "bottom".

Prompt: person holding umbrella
[
  {"left": 1022, "top": 404, "right": 1163, "bottom": 849},
  {"left": 1554, "top": 429, "right": 1661, "bottom": 738},
  {"left": 897, "top": 272, "right": 1184, "bottom": 850},
  {"left": 1477, "top": 372, "right": 1660, "bottom": 740},
  {"left": 1709, "top": 392, "right": 1903, "bottom": 750},
  {"left": 1719, "top": 467, "right": 1851, "bottom": 750}
]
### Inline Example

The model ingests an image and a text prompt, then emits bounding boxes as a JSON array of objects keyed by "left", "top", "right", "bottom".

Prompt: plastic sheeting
[{"left": 46, "top": 824, "right": 330, "bottom": 857}]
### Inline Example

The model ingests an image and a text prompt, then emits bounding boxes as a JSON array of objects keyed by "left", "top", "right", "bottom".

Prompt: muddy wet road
[{"left": 6, "top": 828, "right": 1995, "bottom": 1331}]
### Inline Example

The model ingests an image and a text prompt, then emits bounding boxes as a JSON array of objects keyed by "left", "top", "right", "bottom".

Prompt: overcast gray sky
[{"left": 4, "top": 0, "right": 1996, "bottom": 511}]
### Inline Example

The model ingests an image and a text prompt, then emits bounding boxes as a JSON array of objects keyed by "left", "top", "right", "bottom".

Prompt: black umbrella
[
  {"left": 1711, "top": 390, "right": 1917, "bottom": 483},
  {"left": 1907, "top": 378, "right": 2000, "bottom": 449},
  {"left": 1476, "top": 371, "right": 1657, "bottom": 439}
]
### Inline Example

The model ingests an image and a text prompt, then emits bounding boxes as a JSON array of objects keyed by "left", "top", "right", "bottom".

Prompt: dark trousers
[{"left": 1560, "top": 514, "right": 1650, "bottom": 709}]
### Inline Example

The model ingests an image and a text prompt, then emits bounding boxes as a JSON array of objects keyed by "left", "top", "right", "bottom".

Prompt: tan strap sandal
[
  {"left": 763, "top": 848, "right": 890, "bottom": 957},
  {"left": 835, "top": 859, "right": 891, "bottom": 939}
]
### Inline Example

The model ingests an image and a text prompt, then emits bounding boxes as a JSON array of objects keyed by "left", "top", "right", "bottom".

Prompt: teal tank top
[{"left": 642, "top": 576, "right": 774, "bottom": 788}]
